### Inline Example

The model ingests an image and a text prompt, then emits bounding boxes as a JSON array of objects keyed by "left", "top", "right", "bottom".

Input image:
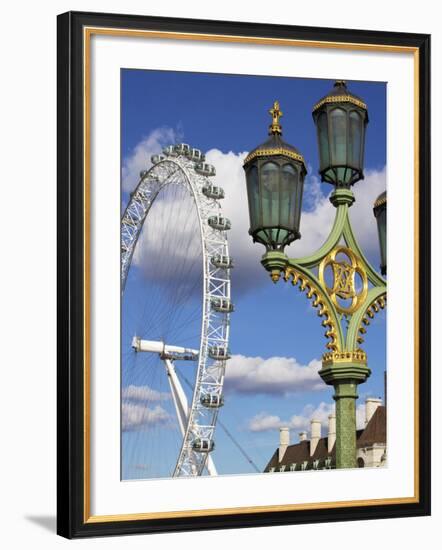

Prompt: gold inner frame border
[{"left": 82, "top": 26, "right": 420, "bottom": 523}]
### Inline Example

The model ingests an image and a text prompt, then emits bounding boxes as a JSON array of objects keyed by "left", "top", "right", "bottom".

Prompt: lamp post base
[
  {"left": 333, "top": 382, "right": 358, "bottom": 469},
  {"left": 319, "top": 352, "right": 371, "bottom": 469}
]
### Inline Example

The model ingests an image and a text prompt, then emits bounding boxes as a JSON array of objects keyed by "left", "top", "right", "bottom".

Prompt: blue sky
[{"left": 121, "top": 69, "right": 386, "bottom": 479}]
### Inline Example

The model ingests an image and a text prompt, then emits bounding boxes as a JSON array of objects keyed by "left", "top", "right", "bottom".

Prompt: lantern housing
[
  {"left": 243, "top": 101, "right": 307, "bottom": 251},
  {"left": 312, "top": 80, "right": 368, "bottom": 187},
  {"left": 373, "top": 191, "right": 387, "bottom": 275}
]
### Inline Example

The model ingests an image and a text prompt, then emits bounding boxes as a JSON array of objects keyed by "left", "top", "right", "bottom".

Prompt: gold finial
[
  {"left": 334, "top": 80, "right": 347, "bottom": 88},
  {"left": 270, "top": 269, "right": 281, "bottom": 283},
  {"left": 269, "top": 100, "right": 283, "bottom": 135}
]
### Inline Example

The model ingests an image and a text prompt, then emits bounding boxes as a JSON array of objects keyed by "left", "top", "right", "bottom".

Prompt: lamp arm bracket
[
  {"left": 342, "top": 213, "right": 386, "bottom": 287},
  {"left": 291, "top": 204, "right": 348, "bottom": 270},
  {"left": 282, "top": 262, "right": 345, "bottom": 352},
  {"left": 346, "top": 286, "right": 387, "bottom": 351}
]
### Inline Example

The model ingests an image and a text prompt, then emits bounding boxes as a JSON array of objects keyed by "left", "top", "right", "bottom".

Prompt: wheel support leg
[{"left": 164, "top": 359, "right": 217, "bottom": 476}]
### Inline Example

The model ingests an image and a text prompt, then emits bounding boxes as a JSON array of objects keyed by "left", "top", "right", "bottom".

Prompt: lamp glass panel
[
  {"left": 318, "top": 111, "right": 330, "bottom": 170},
  {"left": 281, "top": 163, "right": 296, "bottom": 228},
  {"left": 377, "top": 207, "right": 387, "bottom": 270},
  {"left": 246, "top": 165, "right": 260, "bottom": 230},
  {"left": 330, "top": 108, "right": 347, "bottom": 167},
  {"left": 349, "top": 110, "right": 362, "bottom": 167},
  {"left": 261, "top": 161, "right": 280, "bottom": 227},
  {"left": 294, "top": 174, "right": 304, "bottom": 230},
  {"left": 337, "top": 167, "right": 347, "bottom": 183}
]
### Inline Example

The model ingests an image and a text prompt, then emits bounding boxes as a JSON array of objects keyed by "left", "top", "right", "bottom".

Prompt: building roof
[
  {"left": 264, "top": 438, "right": 333, "bottom": 472},
  {"left": 357, "top": 406, "right": 386, "bottom": 448},
  {"left": 264, "top": 406, "right": 386, "bottom": 472}
]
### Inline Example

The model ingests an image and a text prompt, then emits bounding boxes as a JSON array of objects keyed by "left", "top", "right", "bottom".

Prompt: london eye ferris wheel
[{"left": 121, "top": 143, "right": 233, "bottom": 478}]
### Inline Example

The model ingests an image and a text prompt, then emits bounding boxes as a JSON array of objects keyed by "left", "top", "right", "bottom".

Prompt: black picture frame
[{"left": 57, "top": 10, "right": 431, "bottom": 539}]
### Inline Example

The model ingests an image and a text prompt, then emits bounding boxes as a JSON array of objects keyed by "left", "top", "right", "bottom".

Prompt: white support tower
[{"left": 132, "top": 338, "right": 217, "bottom": 476}]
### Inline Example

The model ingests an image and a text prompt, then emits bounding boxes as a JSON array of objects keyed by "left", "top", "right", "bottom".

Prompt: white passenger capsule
[
  {"left": 195, "top": 163, "right": 216, "bottom": 177},
  {"left": 189, "top": 148, "right": 205, "bottom": 162},
  {"left": 174, "top": 143, "right": 191, "bottom": 157},
  {"left": 210, "top": 297, "right": 234, "bottom": 313},
  {"left": 208, "top": 215, "right": 231, "bottom": 231},
  {"left": 208, "top": 345, "right": 231, "bottom": 360},
  {"left": 202, "top": 184, "right": 224, "bottom": 199},
  {"left": 192, "top": 438, "right": 215, "bottom": 453},
  {"left": 200, "top": 394, "right": 224, "bottom": 408},
  {"left": 151, "top": 154, "right": 166, "bottom": 164},
  {"left": 211, "top": 254, "right": 233, "bottom": 269},
  {"left": 163, "top": 145, "right": 178, "bottom": 156}
]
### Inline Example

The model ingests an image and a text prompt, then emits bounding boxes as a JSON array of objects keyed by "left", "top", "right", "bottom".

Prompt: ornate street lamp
[
  {"left": 243, "top": 101, "right": 307, "bottom": 252},
  {"left": 243, "top": 84, "right": 387, "bottom": 470},
  {"left": 312, "top": 80, "right": 368, "bottom": 187},
  {"left": 373, "top": 191, "right": 387, "bottom": 275}
]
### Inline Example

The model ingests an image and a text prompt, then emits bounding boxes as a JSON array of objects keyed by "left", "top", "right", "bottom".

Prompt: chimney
[
  {"left": 298, "top": 431, "right": 307, "bottom": 442},
  {"left": 327, "top": 413, "right": 336, "bottom": 453},
  {"left": 365, "top": 398, "right": 382, "bottom": 425},
  {"left": 279, "top": 427, "right": 290, "bottom": 462},
  {"left": 310, "top": 419, "right": 321, "bottom": 456}
]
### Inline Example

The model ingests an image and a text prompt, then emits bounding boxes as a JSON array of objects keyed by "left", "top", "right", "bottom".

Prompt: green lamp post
[{"left": 243, "top": 83, "right": 386, "bottom": 469}]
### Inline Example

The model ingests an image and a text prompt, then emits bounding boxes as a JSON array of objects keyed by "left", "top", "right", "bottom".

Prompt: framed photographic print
[{"left": 57, "top": 11, "right": 431, "bottom": 538}]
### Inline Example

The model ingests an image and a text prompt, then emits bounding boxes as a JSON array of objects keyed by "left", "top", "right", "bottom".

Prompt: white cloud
[
  {"left": 122, "top": 141, "right": 269, "bottom": 296},
  {"left": 122, "top": 127, "right": 178, "bottom": 193},
  {"left": 206, "top": 149, "right": 385, "bottom": 292},
  {"left": 205, "top": 149, "right": 270, "bottom": 295},
  {"left": 248, "top": 402, "right": 370, "bottom": 434},
  {"left": 284, "top": 167, "right": 386, "bottom": 259},
  {"left": 224, "top": 354, "right": 324, "bottom": 395},
  {"left": 122, "top": 402, "right": 171, "bottom": 431},
  {"left": 248, "top": 402, "right": 335, "bottom": 433},
  {"left": 248, "top": 413, "right": 282, "bottom": 432},
  {"left": 300, "top": 402, "right": 336, "bottom": 427},
  {"left": 121, "top": 383, "right": 172, "bottom": 431},
  {"left": 122, "top": 384, "right": 170, "bottom": 402},
  {"left": 122, "top": 131, "right": 385, "bottom": 296},
  {"left": 349, "top": 168, "right": 387, "bottom": 255},
  {"left": 131, "top": 186, "right": 202, "bottom": 293}
]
